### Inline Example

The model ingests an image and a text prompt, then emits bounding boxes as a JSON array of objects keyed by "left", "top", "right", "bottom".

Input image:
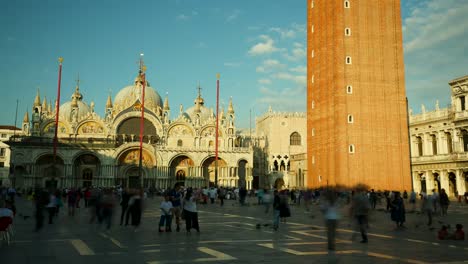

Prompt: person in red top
[
  {"left": 454, "top": 224, "right": 465, "bottom": 240},
  {"left": 84, "top": 189, "right": 91, "bottom": 208},
  {"left": 438, "top": 225, "right": 449, "bottom": 240}
]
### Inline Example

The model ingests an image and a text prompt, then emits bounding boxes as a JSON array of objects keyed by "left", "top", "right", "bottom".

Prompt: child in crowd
[
  {"left": 454, "top": 224, "right": 465, "bottom": 240},
  {"left": 159, "top": 194, "right": 173, "bottom": 232}
]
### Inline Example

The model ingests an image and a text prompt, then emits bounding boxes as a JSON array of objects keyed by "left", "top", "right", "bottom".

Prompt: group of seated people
[{"left": 438, "top": 224, "right": 465, "bottom": 240}]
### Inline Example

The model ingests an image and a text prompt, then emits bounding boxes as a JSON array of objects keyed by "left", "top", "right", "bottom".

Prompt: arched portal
[
  {"left": 74, "top": 153, "right": 100, "bottom": 188},
  {"left": 202, "top": 157, "right": 226, "bottom": 187},
  {"left": 169, "top": 155, "right": 194, "bottom": 187},
  {"left": 433, "top": 173, "right": 441, "bottom": 193},
  {"left": 13, "top": 166, "right": 26, "bottom": 188},
  {"left": 116, "top": 117, "right": 159, "bottom": 144},
  {"left": 448, "top": 172, "right": 457, "bottom": 196},
  {"left": 118, "top": 148, "right": 154, "bottom": 188},
  {"left": 419, "top": 173, "right": 426, "bottom": 194},
  {"left": 36, "top": 154, "right": 64, "bottom": 189},
  {"left": 238, "top": 159, "right": 248, "bottom": 188}
]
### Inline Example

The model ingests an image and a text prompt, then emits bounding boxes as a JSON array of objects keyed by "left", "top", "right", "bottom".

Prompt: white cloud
[
  {"left": 176, "top": 14, "right": 190, "bottom": 21},
  {"left": 403, "top": 0, "right": 468, "bottom": 53},
  {"left": 271, "top": 72, "right": 306, "bottom": 86},
  {"left": 226, "top": 9, "right": 241, "bottom": 22},
  {"left": 224, "top": 62, "right": 241, "bottom": 67},
  {"left": 290, "top": 66, "right": 306, "bottom": 73},
  {"left": 248, "top": 35, "right": 280, "bottom": 56},
  {"left": 269, "top": 27, "right": 296, "bottom": 39},
  {"left": 256, "top": 86, "right": 306, "bottom": 110},
  {"left": 256, "top": 59, "right": 286, "bottom": 73},
  {"left": 258, "top": 79, "right": 272, "bottom": 85},
  {"left": 176, "top": 10, "right": 199, "bottom": 21},
  {"left": 283, "top": 45, "right": 306, "bottom": 61}
]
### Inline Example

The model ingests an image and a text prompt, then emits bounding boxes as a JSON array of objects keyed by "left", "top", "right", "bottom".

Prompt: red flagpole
[
  {"left": 53, "top": 57, "right": 63, "bottom": 163},
  {"left": 215, "top": 73, "right": 220, "bottom": 187},
  {"left": 138, "top": 56, "right": 146, "bottom": 180}
]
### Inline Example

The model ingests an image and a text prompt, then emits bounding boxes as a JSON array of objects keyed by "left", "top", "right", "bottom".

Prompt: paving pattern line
[
  {"left": 195, "top": 247, "right": 237, "bottom": 262},
  {"left": 99, "top": 232, "right": 126, "bottom": 248},
  {"left": 70, "top": 239, "right": 95, "bottom": 256}
]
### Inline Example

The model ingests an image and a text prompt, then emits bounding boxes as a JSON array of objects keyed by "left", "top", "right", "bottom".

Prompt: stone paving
[{"left": 1, "top": 196, "right": 468, "bottom": 264}]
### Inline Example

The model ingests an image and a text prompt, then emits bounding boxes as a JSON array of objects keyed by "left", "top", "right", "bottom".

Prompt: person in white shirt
[
  {"left": 208, "top": 188, "right": 217, "bottom": 204},
  {"left": 182, "top": 188, "right": 199, "bottom": 233},
  {"left": 0, "top": 200, "right": 14, "bottom": 219},
  {"left": 159, "top": 195, "right": 173, "bottom": 232},
  {"left": 320, "top": 188, "right": 340, "bottom": 251}
]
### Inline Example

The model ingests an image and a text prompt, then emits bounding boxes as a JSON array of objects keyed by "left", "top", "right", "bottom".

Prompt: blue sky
[{"left": 0, "top": 0, "right": 467, "bottom": 129}]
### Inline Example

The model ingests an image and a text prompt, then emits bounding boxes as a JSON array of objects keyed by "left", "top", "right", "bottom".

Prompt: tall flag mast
[
  {"left": 53, "top": 57, "right": 63, "bottom": 165},
  {"left": 138, "top": 54, "right": 147, "bottom": 183},
  {"left": 214, "top": 73, "right": 220, "bottom": 187}
]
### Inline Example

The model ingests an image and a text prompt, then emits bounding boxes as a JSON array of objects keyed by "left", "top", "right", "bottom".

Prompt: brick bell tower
[{"left": 307, "top": 0, "right": 412, "bottom": 191}]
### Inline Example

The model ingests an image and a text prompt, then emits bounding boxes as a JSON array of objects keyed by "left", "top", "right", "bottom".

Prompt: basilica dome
[
  {"left": 184, "top": 93, "right": 215, "bottom": 124},
  {"left": 113, "top": 75, "right": 163, "bottom": 114},
  {"left": 59, "top": 86, "right": 91, "bottom": 121}
]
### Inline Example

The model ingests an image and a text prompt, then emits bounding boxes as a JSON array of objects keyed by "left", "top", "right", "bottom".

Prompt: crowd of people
[{"left": 0, "top": 184, "right": 466, "bottom": 251}]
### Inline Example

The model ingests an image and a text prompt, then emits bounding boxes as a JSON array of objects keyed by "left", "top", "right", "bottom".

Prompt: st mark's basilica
[{"left": 7, "top": 68, "right": 253, "bottom": 190}]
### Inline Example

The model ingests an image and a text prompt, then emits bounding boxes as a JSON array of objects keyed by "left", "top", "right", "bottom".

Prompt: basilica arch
[
  {"left": 72, "top": 152, "right": 101, "bottom": 188},
  {"left": 116, "top": 148, "right": 155, "bottom": 188},
  {"left": 169, "top": 155, "right": 195, "bottom": 187},
  {"left": 35, "top": 153, "right": 65, "bottom": 189},
  {"left": 238, "top": 159, "right": 248, "bottom": 188},
  {"left": 201, "top": 156, "right": 227, "bottom": 187}
]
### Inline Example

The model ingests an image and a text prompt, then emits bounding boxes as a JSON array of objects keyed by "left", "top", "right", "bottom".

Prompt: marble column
[
  {"left": 425, "top": 171, "right": 434, "bottom": 194},
  {"left": 412, "top": 172, "right": 421, "bottom": 193},
  {"left": 439, "top": 170, "right": 450, "bottom": 195},
  {"left": 456, "top": 170, "right": 466, "bottom": 198}
]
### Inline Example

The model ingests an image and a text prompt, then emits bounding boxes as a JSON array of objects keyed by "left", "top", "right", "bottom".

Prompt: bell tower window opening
[{"left": 344, "top": 0, "right": 350, "bottom": 8}]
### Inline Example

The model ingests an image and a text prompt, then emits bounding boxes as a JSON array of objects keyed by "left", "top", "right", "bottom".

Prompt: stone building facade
[
  {"left": 307, "top": 0, "right": 411, "bottom": 191},
  {"left": 0, "top": 126, "right": 23, "bottom": 186},
  {"left": 8, "top": 68, "right": 253, "bottom": 189},
  {"left": 252, "top": 108, "right": 306, "bottom": 189},
  {"left": 410, "top": 75, "right": 468, "bottom": 197}
]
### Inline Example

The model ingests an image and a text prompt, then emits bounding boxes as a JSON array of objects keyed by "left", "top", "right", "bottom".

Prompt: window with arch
[
  {"left": 311, "top": 100, "right": 315, "bottom": 109},
  {"left": 311, "top": 24, "right": 314, "bottom": 33},
  {"left": 416, "top": 136, "right": 423, "bottom": 156},
  {"left": 346, "top": 56, "right": 352, "bottom": 64},
  {"left": 311, "top": 50, "right": 315, "bottom": 58},
  {"left": 344, "top": 0, "right": 350, "bottom": 8},
  {"left": 346, "top": 85, "right": 353, "bottom": 94},
  {"left": 290, "top": 132, "right": 302, "bottom": 146},
  {"left": 209, "top": 140, "right": 214, "bottom": 147},
  {"left": 345, "top": 28, "right": 351, "bottom": 36},
  {"left": 349, "top": 144, "right": 355, "bottom": 153},
  {"left": 446, "top": 132, "right": 453, "bottom": 154},
  {"left": 310, "top": 0, "right": 314, "bottom": 8},
  {"left": 177, "top": 139, "right": 183, "bottom": 147},
  {"left": 312, "top": 128, "right": 315, "bottom": 136},
  {"left": 462, "top": 130, "right": 468, "bottom": 152},
  {"left": 311, "top": 75, "right": 314, "bottom": 84},
  {"left": 348, "top": 114, "right": 354, "bottom": 123},
  {"left": 431, "top": 134, "right": 437, "bottom": 155},
  {"left": 460, "top": 96, "right": 466, "bottom": 111}
]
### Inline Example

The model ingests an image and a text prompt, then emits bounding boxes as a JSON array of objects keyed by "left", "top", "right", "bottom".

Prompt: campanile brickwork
[{"left": 307, "top": 0, "right": 412, "bottom": 191}]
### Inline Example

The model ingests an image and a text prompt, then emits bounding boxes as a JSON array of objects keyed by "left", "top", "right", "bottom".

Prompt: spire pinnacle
[
  {"left": 23, "top": 111, "right": 29, "bottom": 123},
  {"left": 227, "top": 96, "right": 234, "bottom": 114},
  {"left": 106, "top": 92, "right": 113, "bottom": 108},
  {"left": 34, "top": 88, "right": 41, "bottom": 107},
  {"left": 163, "top": 93, "right": 170, "bottom": 110}
]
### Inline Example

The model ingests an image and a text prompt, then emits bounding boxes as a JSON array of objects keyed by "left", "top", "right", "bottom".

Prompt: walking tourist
[
  {"left": 182, "top": 188, "right": 200, "bottom": 233},
  {"left": 439, "top": 188, "right": 450, "bottom": 216},
  {"left": 159, "top": 194, "right": 173, "bottom": 232},
  {"left": 168, "top": 183, "right": 182, "bottom": 232},
  {"left": 272, "top": 190, "right": 281, "bottom": 231},
  {"left": 320, "top": 188, "right": 340, "bottom": 251},
  {"left": 351, "top": 187, "right": 370, "bottom": 243},
  {"left": 390, "top": 192, "right": 406, "bottom": 228}
]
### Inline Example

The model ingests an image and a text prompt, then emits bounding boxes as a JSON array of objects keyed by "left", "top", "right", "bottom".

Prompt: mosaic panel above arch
[
  {"left": 118, "top": 149, "right": 155, "bottom": 167},
  {"left": 168, "top": 125, "right": 194, "bottom": 137},
  {"left": 77, "top": 121, "right": 104, "bottom": 134},
  {"left": 42, "top": 121, "right": 69, "bottom": 135},
  {"left": 200, "top": 126, "right": 222, "bottom": 137}
]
